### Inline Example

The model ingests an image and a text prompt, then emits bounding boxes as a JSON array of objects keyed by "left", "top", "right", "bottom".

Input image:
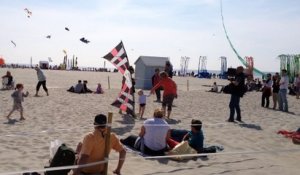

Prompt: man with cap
[{"left": 73, "top": 114, "right": 126, "bottom": 175}]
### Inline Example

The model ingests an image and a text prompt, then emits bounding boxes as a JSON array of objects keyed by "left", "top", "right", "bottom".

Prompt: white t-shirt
[
  {"left": 279, "top": 75, "right": 289, "bottom": 90},
  {"left": 139, "top": 95, "right": 146, "bottom": 104},
  {"left": 143, "top": 118, "right": 170, "bottom": 151}
]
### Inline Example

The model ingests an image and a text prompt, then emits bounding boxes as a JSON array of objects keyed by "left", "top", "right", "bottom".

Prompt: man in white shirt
[{"left": 278, "top": 69, "right": 289, "bottom": 112}]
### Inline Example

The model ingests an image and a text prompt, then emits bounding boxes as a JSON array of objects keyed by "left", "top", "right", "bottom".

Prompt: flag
[
  {"left": 103, "top": 41, "right": 129, "bottom": 75},
  {"left": 103, "top": 41, "right": 134, "bottom": 115}
]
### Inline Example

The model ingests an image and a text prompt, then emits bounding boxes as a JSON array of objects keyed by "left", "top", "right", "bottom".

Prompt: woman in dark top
[
  {"left": 272, "top": 74, "right": 280, "bottom": 110},
  {"left": 2, "top": 71, "right": 13, "bottom": 89}
]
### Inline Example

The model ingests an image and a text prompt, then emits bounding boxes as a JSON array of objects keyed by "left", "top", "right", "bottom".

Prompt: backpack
[{"left": 45, "top": 143, "right": 75, "bottom": 175}]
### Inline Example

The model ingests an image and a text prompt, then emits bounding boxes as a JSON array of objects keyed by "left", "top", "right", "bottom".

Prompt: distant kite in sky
[
  {"left": 80, "top": 37, "right": 90, "bottom": 44},
  {"left": 24, "top": 8, "right": 32, "bottom": 18},
  {"left": 46, "top": 35, "right": 51, "bottom": 39},
  {"left": 65, "top": 27, "right": 70, "bottom": 31},
  {"left": 48, "top": 57, "right": 53, "bottom": 62},
  {"left": 11, "top": 40, "right": 16, "bottom": 47},
  {"left": 63, "top": 49, "right": 67, "bottom": 55}
]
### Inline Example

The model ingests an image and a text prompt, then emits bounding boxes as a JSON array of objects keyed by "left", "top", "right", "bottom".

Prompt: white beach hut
[{"left": 134, "top": 56, "right": 169, "bottom": 90}]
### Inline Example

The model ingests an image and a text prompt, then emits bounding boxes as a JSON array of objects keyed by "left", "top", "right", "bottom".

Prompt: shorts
[
  {"left": 162, "top": 95, "right": 175, "bottom": 109},
  {"left": 140, "top": 104, "right": 146, "bottom": 107},
  {"left": 12, "top": 103, "right": 23, "bottom": 112}
]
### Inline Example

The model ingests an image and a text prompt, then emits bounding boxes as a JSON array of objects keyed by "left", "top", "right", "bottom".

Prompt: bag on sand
[
  {"left": 167, "top": 141, "right": 197, "bottom": 161},
  {"left": 45, "top": 143, "right": 75, "bottom": 175}
]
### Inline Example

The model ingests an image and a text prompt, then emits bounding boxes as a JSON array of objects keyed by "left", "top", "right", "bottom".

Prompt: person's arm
[
  {"left": 182, "top": 133, "right": 190, "bottom": 141},
  {"left": 150, "top": 81, "right": 162, "bottom": 94},
  {"left": 113, "top": 148, "right": 126, "bottom": 175},
  {"left": 73, "top": 154, "right": 89, "bottom": 175},
  {"left": 139, "top": 126, "right": 145, "bottom": 137}
]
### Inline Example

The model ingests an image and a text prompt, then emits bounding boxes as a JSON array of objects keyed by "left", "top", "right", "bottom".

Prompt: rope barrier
[{"left": 1, "top": 148, "right": 300, "bottom": 175}]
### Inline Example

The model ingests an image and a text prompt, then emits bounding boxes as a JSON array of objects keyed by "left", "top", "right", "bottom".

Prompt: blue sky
[{"left": 0, "top": 0, "right": 299, "bottom": 72}]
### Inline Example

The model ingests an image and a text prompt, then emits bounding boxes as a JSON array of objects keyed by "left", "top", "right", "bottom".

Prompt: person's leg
[
  {"left": 228, "top": 95, "right": 235, "bottom": 122},
  {"left": 167, "top": 105, "right": 172, "bottom": 119},
  {"left": 140, "top": 106, "right": 145, "bottom": 118},
  {"left": 272, "top": 93, "right": 277, "bottom": 109},
  {"left": 261, "top": 93, "right": 265, "bottom": 107},
  {"left": 282, "top": 89, "right": 288, "bottom": 112},
  {"left": 139, "top": 105, "right": 141, "bottom": 116},
  {"left": 266, "top": 96, "right": 270, "bottom": 108},
  {"left": 20, "top": 110, "right": 25, "bottom": 120},
  {"left": 35, "top": 81, "right": 42, "bottom": 96},
  {"left": 278, "top": 90, "right": 283, "bottom": 111},
  {"left": 155, "top": 89, "right": 161, "bottom": 102},
  {"left": 6, "top": 109, "right": 15, "bottom": 120},
  {"left": 42, "top": 81, "right": 49, "bottom": 96},
  {"left": 235, "top": 96, "right": 241, "bottom": 121},
  {"left": 162, "top": 96, "right": 167, "bottom": 117}
]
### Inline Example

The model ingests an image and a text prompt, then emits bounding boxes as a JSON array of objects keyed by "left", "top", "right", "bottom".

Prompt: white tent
[
  {"left": 39, "top": 60, "right": 49, "bottom": 69},
  {"left": 134, "top": 56, "right": 169, "bottom": 90}
]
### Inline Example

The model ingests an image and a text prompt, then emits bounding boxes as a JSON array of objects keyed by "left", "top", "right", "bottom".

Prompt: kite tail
[{"left": 220, "top": 0, "right": 264, "bottom": 76}]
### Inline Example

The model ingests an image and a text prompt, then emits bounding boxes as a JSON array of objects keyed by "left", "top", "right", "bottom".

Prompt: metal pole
[{"left": 103, "top": 112, "right": 113, "bottom": 175}]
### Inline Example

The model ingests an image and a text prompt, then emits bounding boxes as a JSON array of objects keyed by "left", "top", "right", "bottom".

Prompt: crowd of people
[{"left": 1, "top": 62, "right": 299, "bottom": 175}]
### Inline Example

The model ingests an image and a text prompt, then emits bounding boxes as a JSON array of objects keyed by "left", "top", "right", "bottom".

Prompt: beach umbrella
[{"left": 0, "top": 57, "right": 5, "bottom": 65}]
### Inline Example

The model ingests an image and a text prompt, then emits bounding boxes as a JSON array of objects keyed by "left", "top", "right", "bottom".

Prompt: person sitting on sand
[
  {"left": 75, "top": 80, "right": 84, "bottom": 93},
  {"left": 208, "top": 82, "right": 218, "bottom": 92},
  {"left": 94, "top": 83, "right": 104, "bottom": 94},
  {"left": 167, "top": 119, "right": 204, "bottom": 153},
  {"left": 2, "top": 71, "right": 14, "bottom": 89},
  {"left": 73, "top": 114, "right": 126, "bottom": 175},
  {"left": 83, "top": 80, "right": 93, "bottom": 93},
  {"left": 5, "top": 83, "right": 29, "bottom": 121},
  {"left": 121, "top": 109, "right": 171, "bottom": 156}
]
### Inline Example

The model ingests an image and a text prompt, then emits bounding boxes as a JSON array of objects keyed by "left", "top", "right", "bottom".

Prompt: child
[
  {"left": 6, "top": 83, "right": 29, "bottom": 121},
  {"left": 95, "top": 83, "right": 104, "bottom": 94},
  {"left": 138, "top": 90, "right": 146, "bottom": 119}
]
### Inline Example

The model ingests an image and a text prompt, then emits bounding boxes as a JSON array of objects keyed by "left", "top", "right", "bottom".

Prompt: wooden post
[
  {"left": 187, "top": 79, "right": 189, "bottom": 91},
  {"left": 104, "top": 112, "right": 113, "bottom": 175},
  {"left": 108, "top": 76, "right": 111, "bottom": 90}
]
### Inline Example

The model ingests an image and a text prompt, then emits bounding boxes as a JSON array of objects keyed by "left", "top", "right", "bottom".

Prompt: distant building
[{"left": 134, "top": 56, "right": 169, "bottom": 90}]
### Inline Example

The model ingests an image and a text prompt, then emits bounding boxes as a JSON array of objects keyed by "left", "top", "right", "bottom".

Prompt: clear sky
[{"left": 0, "top": 0, "right": 299, "bottom": 72}]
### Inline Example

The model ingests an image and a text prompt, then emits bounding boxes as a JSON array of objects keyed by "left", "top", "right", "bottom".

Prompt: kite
[
  {"left": 48, "top": 57, "right": 53, "bottom": 62},
  {"left": 65, "top": 27, "right": 70, "bottom": 31},
  {"left": 63, "top": 50, "right": 67, "bottom": 55},
  {"left": 24, "top": 8, "right": 32, "bottom": 18},
  {"left": 11, "top": 40, "right": 16, "bottom": 47},
  {"left": 103, "top": 41, "right": 134, "bottom": 115},
  {"left": 220, "top": 0, "right": 264, "bottom": 75},
  {"left": 80, "top": 37, "right": 90, "bottom": 44},
  {"left": 46, "top": 35, "right": 51, "bottom": 39}
]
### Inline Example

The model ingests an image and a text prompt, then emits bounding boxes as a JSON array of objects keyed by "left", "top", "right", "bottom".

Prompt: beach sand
[{"left": 0, "top": 68, "right": 299, "bottom": 175}]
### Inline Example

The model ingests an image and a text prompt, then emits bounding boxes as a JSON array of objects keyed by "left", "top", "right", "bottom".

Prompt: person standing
[
  {"left": 228, "top": 66, "right": 246, "bottom": 122},
  {"left": 150, "top": 71, "right": 177, "bottom": 119},
  {"left": 278, "top": 69, "right": 289, "bottom": 112},
  {"left": 261, "top": 74, "right": 272, "bottom": 108},
  {"left": 165, "top": 61, "right": 173, "bottom": 78},
  {"left": 272, "top": 73, "right": 280, "bottom": 109},
  {"left": 34, "top": 66, "right": 49, "bottom": 96},
  {"left": 152, "top": 68, "right": 161, "bottom": 102}
]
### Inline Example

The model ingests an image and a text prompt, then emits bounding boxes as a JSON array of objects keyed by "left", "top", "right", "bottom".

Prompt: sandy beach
[{"left": 0, "top": 68, "right": 299, "bottom": 175}]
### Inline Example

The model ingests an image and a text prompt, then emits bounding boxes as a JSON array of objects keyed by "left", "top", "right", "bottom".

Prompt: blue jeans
[
  {"left": 278, "top": 89, "right": 288, "bottom": 112},
  {"left": 229, "top": 94, "right": 241, "bottom": 121}
]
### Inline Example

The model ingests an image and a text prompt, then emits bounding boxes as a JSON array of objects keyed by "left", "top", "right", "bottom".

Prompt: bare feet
[{"left": 19, "top": 117, "right": 25, "bottom": 121}]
